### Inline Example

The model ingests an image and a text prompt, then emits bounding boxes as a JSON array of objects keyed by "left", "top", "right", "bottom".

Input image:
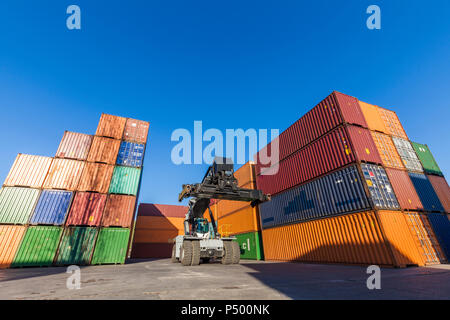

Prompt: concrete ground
[{"left": 0, "top": 259, "right": 449, "bottom": 300}]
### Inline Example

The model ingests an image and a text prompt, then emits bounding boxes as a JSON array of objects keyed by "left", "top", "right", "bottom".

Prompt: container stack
[
  {"left": 130, "top": 204, "right": 187, "bottom": 258},
  {"left": 207, "top": 162, "right": 264, "bottom": 260},
  {"left": 0, "top": 114, "right": 149, "bottom": 268},
  {"left": 255, "top": 91, "right": 449, "bottom": 267}
]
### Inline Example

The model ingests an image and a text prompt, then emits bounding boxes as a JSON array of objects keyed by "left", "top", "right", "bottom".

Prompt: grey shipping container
[{"left": 392, "top": 137, "right": 423, "bottom": 172}]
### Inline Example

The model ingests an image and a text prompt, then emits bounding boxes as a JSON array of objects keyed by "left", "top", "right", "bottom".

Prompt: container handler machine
[{"left": 173, "top": 157, "right": 270, "bottom": 266}]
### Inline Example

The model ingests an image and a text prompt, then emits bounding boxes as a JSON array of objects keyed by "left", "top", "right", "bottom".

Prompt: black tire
[
  {"left": 180, "top": 241, "right": 193, "bottom": 266},
  {"left": 231, "top": 241, "right": 240, "bottom": 264},
  {"left": 191, "top": 241, "right": 201, "bottom": 266},
  {"left": 222, "top": 241, "right": 233, "bottom": 265},
  {"left": 171, "top": 244, "right": 178, "bottom": 263}
]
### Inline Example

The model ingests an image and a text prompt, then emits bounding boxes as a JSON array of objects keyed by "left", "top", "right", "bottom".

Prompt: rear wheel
[
  {"left": 191, "top": 241, "right": 201, "bottom": 266},
  {"left": 180, "top": 241, "right": 193, "bottom": 266},
  {"left": 222, "top": 241, "right": 233, "bottom": 265},
  {"left": 231, "top": 241, "right": 240, "bottom": 264},
  {"left": 171, "top": 244, "right": 178, "bottom": 263}
]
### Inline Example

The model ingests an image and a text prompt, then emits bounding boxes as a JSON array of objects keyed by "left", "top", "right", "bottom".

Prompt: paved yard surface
[{"left": 1, "top": 259, "right": 449, "bottom": 300}]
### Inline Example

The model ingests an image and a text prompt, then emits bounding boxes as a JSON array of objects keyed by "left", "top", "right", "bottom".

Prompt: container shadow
[{"left": 0, "top": 266, "right": 77, "bottom": 283}]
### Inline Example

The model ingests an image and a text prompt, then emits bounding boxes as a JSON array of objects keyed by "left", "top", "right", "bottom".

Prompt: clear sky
[{"left": 0, "top": 1, "right": 449, "bottom": 206}]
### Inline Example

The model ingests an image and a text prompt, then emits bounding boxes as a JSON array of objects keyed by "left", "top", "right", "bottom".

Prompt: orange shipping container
[
  {"left": 87, "top": 136, "right": 121, "bottom": 165},
  {"left": 262, "top": 211, "right": 425, "bottom": 267},
  {"left": 123, "top": 118, "right": 150, "bottom": 144},
  {"left": 77, "top": 163, "right": 114, "bottom": 194},
  {"left": 96, "top": 114, "right": 127, "bottom": 139},
  {"left": 378, "top": 107, "right": 408, "bottom": 139},
  {"left": 0, "top": 225, "right": 26, "bottom": 268},
  {"left": 55, "top": 131, "right": 93, "bottom": 160},
  {"left": 217, "top": 206, "right": 260, "bottom": 236},
  {"left": 135, "top": 216, "right": 185, "bottom": 230},
  {"left": 370, "top": 131, "right": 405, "bottom": 169},
  {"left": 4, "top": 154, "right": 52, "bottom": 188},
  {"left": 358, "top": 101, "right": 387, "bottom": 134},
  {"left": 102, "top": 195, "right": 136, "bottom": 227},
  {"left": 133, "top": 228, "right": 184, "bottom": 243},
  {"left": 43, "top": 158, "right": 85, "bottom": 191},
  {"left": 359, "top": 101, "right": 408, "bottom": 139},
  {"left": 234, "top": 162, "right": 256, "bottom": 187}
]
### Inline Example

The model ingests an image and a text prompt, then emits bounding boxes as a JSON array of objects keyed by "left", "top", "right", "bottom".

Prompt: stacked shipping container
[
  {"left": 0, "top": 114, "right": 149, "bottom": 268},
  {"left": 255, "top": 91, "right": 449, "bottom": 267}
]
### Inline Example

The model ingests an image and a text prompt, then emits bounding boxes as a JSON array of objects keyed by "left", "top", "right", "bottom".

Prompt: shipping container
[
  {"left": 404, "top": 212, "right": 446, "bottom": 264},
  {"left": 385, "top": 168, "right": 423, "bottom": 211},
  {"left": 55, "top": 131, "right": 93, "bottom": 160},
  {"left": 30, "top": 190, "right": 73, "bottom": 225},
  {"left": 102, "top": 195, "right": 136, "bottom": 227},
  {"left": 66, "top": 192, "right": 106, "bottom": 226},
  {"left": 216, "top": 206, "right": 260, "bottom": 235},
  {"left": 4, "top": 154, "right": 52, "bottom": 188},
  {"left": 261, "top": 211, "right": 422, "bottom": 267},
  {"left": 55, "top": 227, "right": 98, "bottom": 265},
  {"left": 116, "top": 142, "right": 145, "bottom": 167},
  {"left": 87, "top": 136, "right": 121, "bottom": 165},
  {"left": 131, "top": 243, "right": 172, "bottom": 259},
  {"left": 133, "top": 227, "right": 183, "bottom": 243},
  {"left": 234, "top": 162, "right": 256, "bottom": 187},
  {"left": 233, "top": 232, "right": 264, "bottom": 260},
  {"left": 109, "top": 166, "right": 141, "bottom": 196},
  {"left": 123, "top": 118, "right": 150, "bottom": 144},
  {"left": 11, "top": 226, "right": 62, "bottom": 267},
  {"left": 360, "top": 163, "right": 399, "bottom": 210},
  {"left": 256, "top": 125, "right": 381, "bottom": 196},
  {"left": 408, "top": 172, "right": 444, "bottom": 212},
  {"left": 391, "top": 137, "right": 423, "bottom": 172},
  {"left": 0, "top": 225, "right": 26, "bottom": 268},
  {"left": 259, "top": 165, "right": 371, "bottom": 229},
  {"left": 255, "top": 91, "right": 367, "bottom": 172},
  {"left": 96, "top": 114, "right": 127, "bottom": 140},
  {"left": 370, "top": 131, "right": 404, "bottom": 169},
  {"left": 427, "top": 175, "right": 450, "bottom": 213},
  {"left": 411, "top": 142, "right": 443, "bottom": 176},
  {"left": 43, "top": 158, "right": 85, "bottom": 191},
  {"left": 0, "top": 187, "right": 40, "bottom": 224},
  {"left": 358, "top": 101, "right": 408, "bottom": 139},
  {"left": 427, "top": 213, "right": 450, "bottom": 260},
  {"left": 135, "top": 216, "right": 185, "bottom": 230},
  {"left": 77, "top": 162, "right": 114, "bottom": 194},
  {"left": 137, "top": 203, "right": 188, "bottom": 218},
  {"left": 91, "top": 228, "right": 130, "bottom": 265}
]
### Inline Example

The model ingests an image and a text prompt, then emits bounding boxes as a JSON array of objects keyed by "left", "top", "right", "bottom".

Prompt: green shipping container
[
  {"left": 55, "top": 227, "right": 98, "bottom": 265},
  {"left": 91, "top": 228, "right": 130, "bottom": 265},
  {"left": 12, "top": 226, "right": 62, "bottom": 267},
  {"left": 108, "top": 166, "right": 141, "bottom": 196},
  {"left": 0, "top": 187, "right": 40, "bottom": 224},
  {"left": 233, "top": 231, "right": 264, "bottom": 260},
  {"left": 411, "top": 142, "right": 443, "bottom": 176}
]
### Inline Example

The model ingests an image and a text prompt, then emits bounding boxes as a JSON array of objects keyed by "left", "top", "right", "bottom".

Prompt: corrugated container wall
[
  {"left": 102, "top": 195, "right": 136, "bottom": 227},
  {"left": 123, "top": 118, "right": 150, "bottom": 144},
  {"left": 408, "top": 172, "right": 444, "bottom": 212},
  {"left": 411, "top": 142, "right": 443, "bottom": 176},
  {"left": 91, "top": 228, "right": 130, "bottom": 265},
  {"left": 109, "top": 166, "right": 141, "bottom": 196},
  {"left": 116, "top": 142, "right": 145, "bottom": 167},
  {"left": 96, "top": 114, "right": 127, "bottom": 140},
  {"left": 55, "top": 131, "right": 93, "bottom": 160},
  {"left": 215, "top": 206, "right": 260, "bottom": 236},
  {"left": 427, "top": 175, "right": 450, "bottom": 213},
  {"left": 77, "top": 162, "right": 114, "bottom": 194},
  {"left": 0, "top": 187, "right": 40, "bottom": 224},
  {"left": 360, "top": 163, "right": 399, "bottom": 210},
  {"left": 385, "top": 168, "right": 423, "bottom": 211},
  {"left": 392, "top": 137, "right": 423, "bottom": 172},
  {"left": 3, "top": 154, "right": 52, "bottom": 188},
  {"left": 234, "top": 232, "right": 264, "bottom": 260},
  {"left": 30, "top": 190, "right": 73, "bottom": 225},
  {"left": 66, "top": 192, "right": 106, "bottom": 226},
  {"left": 43, "top": 159, "right": 85, "bottom": 191},
  {"left": 427, "top": 213, "right": 450, "bottom": 260},
  {"left": 137, "top": 203, "right": 188, "bottom": 218},
  {"left": 55, "top": 227, "right": 98, "bottom": 265},
  {"left": 0, "top": 225, "right": 26, "bottom": 268},
  {"left": 370, "top": 131, "right": 404, "bottom": 169},
  {"left": 87, "top": 136, "right": 121, "bottom": 165}
]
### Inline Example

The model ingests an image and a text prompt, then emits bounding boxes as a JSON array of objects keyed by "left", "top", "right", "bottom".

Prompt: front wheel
[
  {"left": 222, "top": 241, "right": 233, "bottom": 265},
  {"left": 171, "top": 244, "right": 178, "bottom": 263},
  {"left": 180, "top": 241, "right": 193, "bottom": 266},
  {"left": 231, "top": 241, "right": 240, "bottom": 264}
]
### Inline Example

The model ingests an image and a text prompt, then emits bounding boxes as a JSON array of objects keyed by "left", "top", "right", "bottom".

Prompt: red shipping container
[
  {"left": 385, "top": 168, "right": 423, "bottom": 211},
  {"left": 101, "top": 195, "right": 136, "bottom": 227},
  {"left": 66, "top": 192, "right": 106, "bottom": 226},
  {"left": 256, "top": 91, "right": 367, "bottom": 174},
  {"left": 256, "top": 125, "right": 381, "bottom": 196},
  {"left": 427, "top": 175, "right": 450, "bottom": 213},
  {"left": 131, "top": 243, "right": 172, "bottom": 259},
  {"left": 137, "top": 203, "right": 188, "bottom": 218}
]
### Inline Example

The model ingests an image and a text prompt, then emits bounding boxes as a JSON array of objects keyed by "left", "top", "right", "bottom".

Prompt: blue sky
[{"left": 0, "top": 0, "right": 449, "bottom": 206}]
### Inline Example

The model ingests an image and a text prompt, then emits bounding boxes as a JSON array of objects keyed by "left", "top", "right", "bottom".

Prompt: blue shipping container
[
  {"left": 116, "top": 142, "right": 145, "bottom": 167},
  {"left": 361, "top": 163, "right": 399, "bottom": 210},
  {"left": 259, "top": 165, "right": 371, "bottom": 229},
  {"left": 408, "top": 172, "right": 444, "bottom": 212},
  {"left": 30, "top": 190, "right": 73, "bottom": 225},
  {"left": 427, "top": 213, "right": 450, "bottom": 260}
]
